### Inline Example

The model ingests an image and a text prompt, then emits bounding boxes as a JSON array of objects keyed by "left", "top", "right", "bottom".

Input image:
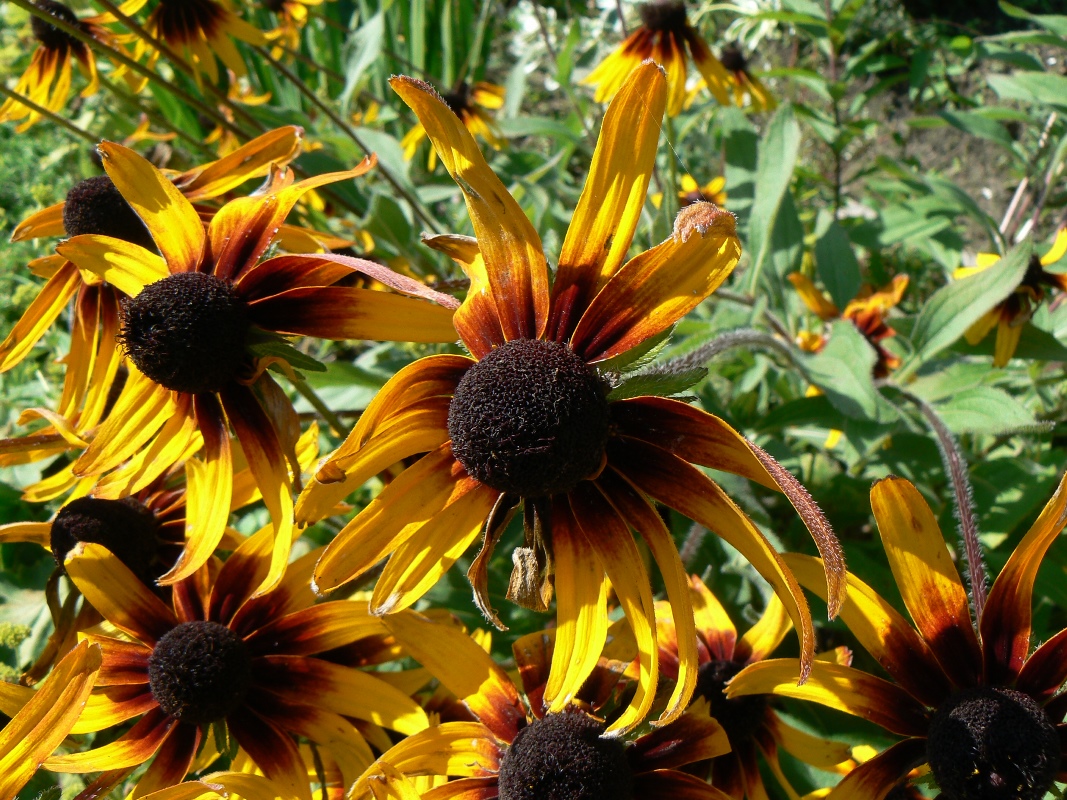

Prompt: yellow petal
[
  {"left": 787, "top": 272, "right": 840, "bottom": 319},
  {"left": 11, "top": 200, "right": 65, "bottom": 241},
  {"left": 0, "top": 521, "right": 51, "bottom": 548},
  {"left": 0, "top": 260, "right": 80, "bottom": 372},
  {"left": 57, "top": 234, "right": 169, "bottom": 297},
  {"left": 175, "top": 126, "right": 303, "bottom": 201},
  {"left": 738, "top": 594, "right": 792, "bottom": 662},
  {"left": 993, "top": 318, "right": 1023, "bottom": 366},
  {"left": 1040, "top": 227, "right": 1067, "bottom": 266}
]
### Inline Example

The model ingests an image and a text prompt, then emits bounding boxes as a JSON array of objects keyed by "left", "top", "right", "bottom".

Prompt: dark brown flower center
[
  {"left": 638, "top": 0, "right": 688, "bottom": 33},
  {"left": 63, "top": 175, "right": 156, "bottom": 251},
  {"left": 497, "top": 712, "right": 633, "bottom": 800},
  {"left": 155, "top": 0, "right": 226, "bottom": 45},
  {"left": 50, "top": 497, "right": 160, "bottom": 584},
  {"left": 30, "top": 0, "right": 81, "bottom": 51},
  {"left": 719, "top": 45, "right": 748, "bottom": 72},
  {"left": 441, "top": 82, "right": 471, "bottom": 115},
  {"left": 120, "top": 271, "right": 250, "bottom": 395},
  {"left": 926, "top": 687, "right": 1060, "bottom": 800},
  {"left": 695, "top": 658, "right": 768, "bottom": 743},
  {"left": 148, "top": 621, "right": 251, "bottom": 724},
  {"left": 448, "top": 339, "right": 610, "bottom": 498}
]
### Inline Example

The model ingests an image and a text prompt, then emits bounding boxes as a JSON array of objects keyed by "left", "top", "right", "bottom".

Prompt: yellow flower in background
[
  {"left": 790, "top": 273, "right": 909, "bottom": 378},
  {"left": 203, "top": 73, "right": 272, "bottom": 155},
  {"left": 0, "top": 0, "right": 146, "bottom": 131},
  {"left": 652, "top": 173, "right": 727, "bottom": 210},
  {"left": 686, "top": 43, "right": 776, "bottom": 112},
  {"left": 298, "top": 62, "right": 845, "bottom": 734},
  {"left": 401, "top": 80, "right": 506, "bottom": 170},
  {"left": 731, "top": 474, "right": 1067, "bottom": 800},
  {"left": 261, "top": 0, "right": 323, "bottom": 56},
  {"left": 583, "top": 0, "right": 732, "bottom": 116},
  {"left": 954, "top": 227, "right": 1067, "bottom": 367}
]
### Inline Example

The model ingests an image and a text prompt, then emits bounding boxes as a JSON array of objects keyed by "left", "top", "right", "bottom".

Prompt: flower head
[
  {"left": 729, "top": 474, "right": 1067, "bottom": 800},
  {"left": 299, "top": 62, "right": 845, "bottom": 733},
  {"left": 400, "top": 80, "right": 506, "bottom": 170},
  {"left": 954, "top": 228, "right": 1067, "bottom": 366}
]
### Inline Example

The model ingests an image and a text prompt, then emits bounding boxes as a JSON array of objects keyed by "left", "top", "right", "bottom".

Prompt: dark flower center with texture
[
  {"left": 50, "top": 497, "right": 159, "bottom": 583},
  {"left": 121, "top": 271, "right": 250, "bottom": 395},
  {"left": 63, "top": 175, "right": 156, "bottom": 251},
  {"left": 260, "top": 0, "right": 285, "bottom": 13},
  {"left": 695, "top": 658, "right": 768, "bottom": 743},
  {"left": 926, "top": 687, "right": 1060, "bottom": 800},
  {"left": 497, "top": 712, "right": 633, "bottom": 800},
  {"left": 441, "top": 82, "right": 471, "bottom": 114},
  {"left": 30, "top": 0, "right": 81, "bottom": 51},
  {"left": 155, "top": 0, "right": 225, "bottom": 43},
  {"left": 448, "top": 338, "right": 610, "bottom": 497},
  {"left": 638, "top": 0, "right": 687, "bottom": 32},
  {"left": 719, "top": 45, "right": 748, "bottom": 72},
  {"left": 148, "top": 621, "right": 251, "bottom": 724}
]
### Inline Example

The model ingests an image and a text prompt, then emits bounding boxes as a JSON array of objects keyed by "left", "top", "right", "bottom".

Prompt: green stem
[
  {"left": 0, "top": 85, "right": 98, "bottom": 145},
  {"left": 291, "top": 374, "right": 347, "bottom": 438}
]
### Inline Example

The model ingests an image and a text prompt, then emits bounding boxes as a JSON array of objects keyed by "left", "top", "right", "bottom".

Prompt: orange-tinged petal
[
  {"left": 687, "top": 34, "right": 732, "bottom": 106},
  {"left": 257, "top": 655, "right": 429, "bottom": 735},
  {"left": 870, "top": 477, "right": 981, "bottom": 687},
  {"left": 820, "top": 738, "right": 927, "bottom": 800},
  {"left": 545, "top": 505, "right": 610, "bottom": 715},
  {"left": 689, "top": 574, "right": 737, "bottom": 659},
  {"left": 627, "top": 702, "right": 731, "bottom": 771},
  {"left": 0, "top": 260, "right": 80, "bottom": 372},
  {"left": 726, "top": 659, "right": 929, "bottom": 737},
  {"left": 73, "top": 374, "right": 177, "bottom": 477},
  {"left": 45, "top": 707, "right": 176, "bottom": 771},
  {"left": 0, "top": 640, "right": 101, "bottom": 797},
  {"left": 633, "top": 769, "right": 736, "bottom": 800},
  {"left": 383, "top": 610, "right": 525, "bottom": 744},
  {"left": 64, "top": 542, "right": 179, "bottom": 645},
  {"left": 11, "top": 200, "right": 65, "bottom": 241},
  {"left": 571, "top": 202, "right": 740, "bottom": 362},
  {"left": 549, "top": 60, "right": 666, "bottom": 341},
  {"left": 738, "top": 594, "right": 792, "bottom": 663},
  {"left": 788, "top": 273, "right": 840, "bottom": 319},
  {"left": 244, "top": 601, "right": 388, "bottom": 656},
  {"left": 370, "top": 481, "right": 498, "bottom": 615},
  {"left": 767, "top": 715, "right": 852, "bottom": 769},
  {"left": 267, "top": 704, "right": 373, "bottom": 791},
  {"left": 227, "top": 707, "right": 312, "bottom": 800},
  {"left": 174, "top": 125, "right": 303, "bottom": 201},
  {"left": 570, "top": 482, "right": 658, "bottom": 733},
  {"left": 783, "top": 553, "right": 950, "bottom": 708},
  {"left": 963, "top": 309, "right": 998, "bottom": 345},
  {"left": 993, "top": 317, "right": 1023, "bottom": 366},
  {"left": 99, "top": 141, "right": 205, "bottom": 272},
  {"left": 57, "top": 233, "right": 169, "bottom": 296},
  {"left": 72, "top": 686, "right": 157, "bottom": 734},
  {"left": 1016, "top": 624, "right": 1067, "bottom": 701},
  {"left": 982, "top": 468, "right": 1067, "bottom": 684},
  {"left": 0, "top": 520, "right": 51, "bottom": 547},
  {"left": 390, "top": 75, "right": 549, "bottom": 341},
  {"left": 84, "top": 635, "right": 151, "bottom": 686}
]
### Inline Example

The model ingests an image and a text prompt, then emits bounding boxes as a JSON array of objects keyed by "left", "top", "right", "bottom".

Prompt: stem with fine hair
[
  {"left": 649, "top": 328, "right": 813, "bottom": 382},
  {"left": 889, "top": 385, "right": 988, "bottom": 622}
]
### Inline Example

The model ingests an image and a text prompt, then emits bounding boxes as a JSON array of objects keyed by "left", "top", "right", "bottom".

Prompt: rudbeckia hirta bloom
[
  {"left": 954, "top": 227, "right": 1067, "bottom": 367},
  {"left": 729, "top": 474, "right": 1067, "bottom": 800},
  {"left": 688, "top": 44, "right": 775, "bottom": 112},
  {"left": 347, "top": 609, "right": 730, "bottom": 800},
  {"left": 299, "top": 61, "right": 845, "bottom": 731},
  {"left": 0, "top": 126, "right": 307, "bottom": 474},
  {"left": 789, "top": 273, "right": 909, "bottom": 378},
  {"left": 45, "top": 530, "right": 431, "bottom": 798},
  {"left": 400, "top": 80, "right": 506, "bottom": 170},
  {"left": 583, "top": 0, "right": 732, "bottom": 115},
  {"left": 261, "top": 0, "right": 321, "bottom": 56},
  {"left": 56, "top": 142, "right": 458, "bottom": 595},
  {"left": 649, "top": 575, "right": 855, "bottom": 798},
  {"left": 0, "top": 0, "right": 145, "bottom": 131},
  {"left": 652, "top": 173, "right": 727, "bottom": 211}
]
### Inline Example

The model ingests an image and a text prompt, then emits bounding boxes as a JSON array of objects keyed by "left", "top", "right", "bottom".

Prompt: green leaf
[
  {"left": 744, "top": 104, "right": 801, "bottom": 292},
  {"left": 607, "top": 366, "right": 708, "bottom": 401},
  {"left": 721, "top": 107, "right": 758, "bottom": 229},
  {"left": 934, "top": 387, "right": 1046, "bottom": 435},
  {"left": 950, "top": 321, "right": 1067, "bottom": 361},
  {"left": 988, "top": 72, "right": 1067, "bottom": 110},
  {"left": 814, "top": 210, "right": 861, "bottom": 309},
  {"left": 248, "top": 334, "right": 328, "bottom": 373},
  {"left": 935, "top": 110, "right": 1018, "bottom": 151},
  {"left": 339, "top": 10, "right": 385, "bottom": 113},
  {"left": 909, "top": 240, "right": 1031, "bottom": 363},
  {"left": 999, "top": 1, "right": 1067, "bottom": 37},
  {"left": 805, "top": 321, "right": 894, "bottom": 421}
]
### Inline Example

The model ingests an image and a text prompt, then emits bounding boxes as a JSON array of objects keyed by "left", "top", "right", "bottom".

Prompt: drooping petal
[
  {"left": 982, "top": 469, "right": 1067, "bottom": 684},
  {"left": 632, "top": 769, "right": 736, "bottom": 800},
  {"left": 228, "top": 706, "right": 313, "bottom": 800},
  {"left": 174, "top": 126, "right": 303, "bottom": 201},
  {"left": 421, "top": 234, "right": 503, "bottom": 358},
  {"left": 783, "top": 553, "right": 950, "bottom": 708},
  {"left": 255, "top": 655, "right": 429, "bottom": 736},
  {"left": 548, "top": 60, "right": 667, "bottom": 341},
  {"left": 57, "top": 233, "right": 169, "bottom": 296},
  {"left": 244, "top": 601, "right": 388, "bottom": 657},
  {"left": 99, "top": 141, "right": 205, "bottom": 271},
  {"left": 0, "top": 640, "right": 101, "bottom": 797},
  {"left": 627, "top": 705, "right": 730, "bottom": 771},
  {"left": 207, "top": 526, "right": 274, "bottom": 625},
  {"left": 1016, "top": 625, "right": 1067, "bottom": 701},
  {"left": 611, "top": 438, "right": 816, "bottom": 684},
  {"left": 45, "top": 707, "right": 176, "bottom": 771},
  {"left": 870, "top": 477, "right": 981, "bottom": 688},
  {"left": 232, "top": 254, "right": 357, "bottom": 298},
  {"left": 64, "top": 542, "right": 179, "bottom": 645},
  {"left": 1040, "top": 226, "right": 1067, "bottom": 266},
  {"left": 72, "top": 686, "right": 157, "bottom": 734},
  {"left": 248, "top": 286, "right": 457, "bottom": 343},
  {"left": 10, "top": 199, "right": 65, "bottom": 241},
  {"left": 390, "top": 75, "right": 549, "bottom": 341},
  {"left": 0, "top": 521, "right": 51, "bottom": 547},
  {"left": 571, "top": 202, "right": 740, "bottom": 362},
  {"left": 264, "top": 702, "right": 375, "bottom": 791},
  {"left": 737, "top": 594, "right": 792, "bottom": 664},
  {"left": 382, "top": 610, "right": 525, "bottom": 744},
  {"left": 131, "top": 719, "right": 200, "bottom": 796},
  {"left": 726, "top": 659, "right": 930, "bottom": 738},
  {"left": 820, "top": 738, "right": 927, "bottom": 800},
  {"left": 85, "top": 635, "right": 151, "bottom": 686},
  {"left": 767, "top": 714, "right": 853, "bottom": 769},
  {"left": 0, "top": 259, "right": 80, "bottom": 372}
]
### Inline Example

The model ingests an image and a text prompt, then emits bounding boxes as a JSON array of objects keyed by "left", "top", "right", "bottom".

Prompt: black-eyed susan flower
[
  {"left": 954, "top": 227, "right": 1067, "bottom": 367},
  {"left": 400, "top": 80, "right": 505, "bottom": 170},
  {"left": 729, "top": 474, "right": 1067, "bottom": 800},
  {"left": 652, "top": 173, "right": 727, "bottom": 211},
  {"left": 0, "top": 0, "right": 146, "bottom": 131},
  {"left": 789, "top": 273, "right": 909, "bottom": 378},
  {"left": 55, "top": 142, "right": 457, "bottom": 595},
  {"left": 0, "top": 126, "right": 308, "bottom": 474},
  {"left": 648, "top": 575, "right": 855, "bottom": 798},
  {"left": 139, "top": 0, "right": 266, "bottom": 83},
  {"left": 0, "top": 639, "right": 100, "bottom": 797},
  {"left": 687, "top": 44, "right": 776, "bottom": 112},
  {"left": 299, "top": 61, "right": 845, "bottom": 732},
  {"left": 583, "top": 0, "right": 731, "bottom": 116},
  {"left": 261, "top": 0, "right": 321, "bottom": 56},
  {"left": 347, "top": 609, "right": 731, "bottom": 800},
  {"left": 44, "top": 530, "right": 431, "bottom": 798}
]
